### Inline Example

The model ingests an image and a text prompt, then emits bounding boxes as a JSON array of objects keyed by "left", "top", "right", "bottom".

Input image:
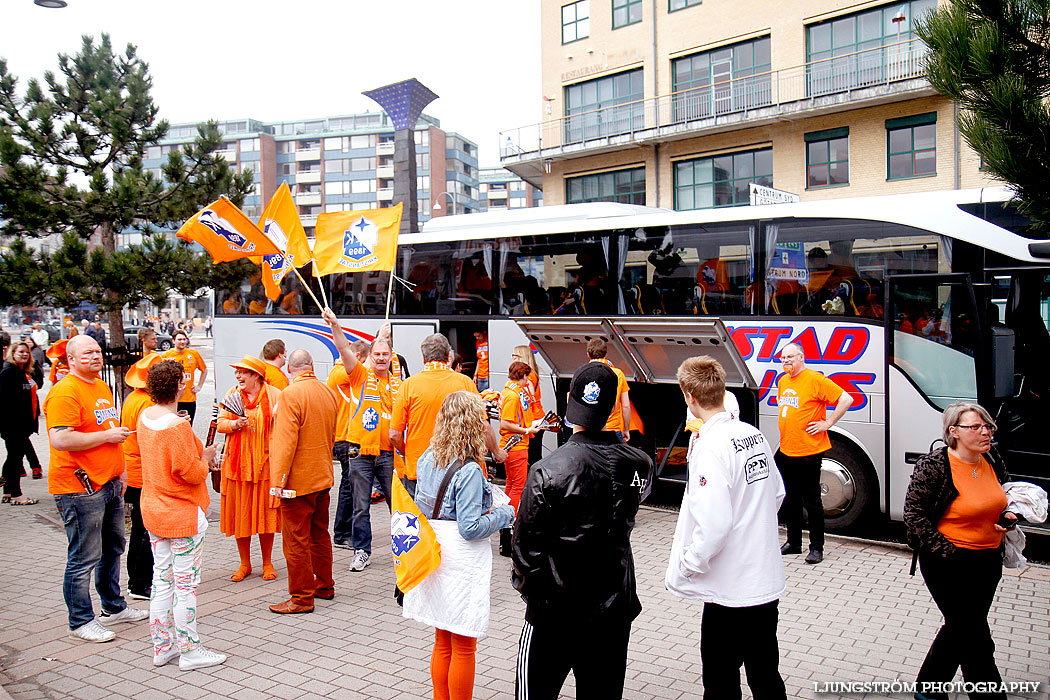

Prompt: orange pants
[
  {"left": 431, "top": 628, "right": 477, "bottom": 700},
  {"left": 279, "top": 489, "right": 334, "bottom": 607},
  {"left": 504, "top": 450, "right": 528, "bottom": 513}
]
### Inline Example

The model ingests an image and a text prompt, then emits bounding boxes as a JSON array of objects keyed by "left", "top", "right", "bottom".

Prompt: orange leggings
[
  {"left": 504, "top": 449, "right": 528, "bottom": 513},
  {"left": 431, "top": 628, "right": 477, "bottom": 700}
]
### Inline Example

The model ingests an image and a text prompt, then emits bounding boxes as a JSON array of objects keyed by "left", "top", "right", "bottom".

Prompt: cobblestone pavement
[{"left": 1, "top": 337, "right": 1047, "bottom": 699}]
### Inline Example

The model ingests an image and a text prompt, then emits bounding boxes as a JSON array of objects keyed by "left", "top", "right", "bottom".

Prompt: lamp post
[{"left": 433, "top": 191, "right": 458, "bottom": 216}]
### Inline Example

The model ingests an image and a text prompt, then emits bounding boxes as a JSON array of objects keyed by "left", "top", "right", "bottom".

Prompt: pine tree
[
  {"left": 917, "top": 0, "right": 1050, "bottom": 230},
  {"left": 0, "top": 34, "right": 253, "bottom": 346}
]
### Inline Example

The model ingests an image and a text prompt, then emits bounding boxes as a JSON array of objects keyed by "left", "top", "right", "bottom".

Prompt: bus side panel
[{"left": 886, "top": 366, "right": 946, "bottom": 521}]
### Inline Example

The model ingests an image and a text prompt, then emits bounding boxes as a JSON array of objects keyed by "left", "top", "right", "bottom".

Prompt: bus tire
[{"left": 819, "top": 439, "right": 875, "bottom": 533}]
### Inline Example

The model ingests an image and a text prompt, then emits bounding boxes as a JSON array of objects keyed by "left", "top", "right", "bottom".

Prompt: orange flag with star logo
[{"left": 312, "top": 203, "right": 402, "bottom": 276}]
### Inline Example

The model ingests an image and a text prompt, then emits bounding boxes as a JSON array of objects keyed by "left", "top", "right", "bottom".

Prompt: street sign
[{"left": 749, "top": 183, "right": 800, "bottom": 206}]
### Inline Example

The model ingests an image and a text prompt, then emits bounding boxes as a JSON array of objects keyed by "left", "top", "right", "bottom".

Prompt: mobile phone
[
  {"left": 74, "top": 468, "right": 95, "bottom": 494},
  {"left": 997, "top": 511, "right": 1021, "bottom": 530}
]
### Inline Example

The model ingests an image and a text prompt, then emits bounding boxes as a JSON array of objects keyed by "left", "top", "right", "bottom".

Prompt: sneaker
[
  {"left": 98, "top": 606, "right": 148, "bottom": 625},
  {"left": 333, "top": 540, "right": 354, "bottom": 550},
  {"left": 349, "top": 550, "right": 370, "bottom": 572},
  {"left": 179, "top": 646, "right": 227, "bottom": 671},
  {"left": 68, "top": 619, "right": 116, "bottom": 643},
  {"left": 128, "top": 589, "right": 151, "bottom": 601},
  {"left": 370, "top": 491, "right": 385, "bottom": 504},
  {"left": 153, "top": 646, "right": 179, "bottom": 667}
]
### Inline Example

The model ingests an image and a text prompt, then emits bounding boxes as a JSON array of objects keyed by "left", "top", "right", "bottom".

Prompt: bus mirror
[{"left": 990, "top": 326, "right": 1016, "bottom": 398}]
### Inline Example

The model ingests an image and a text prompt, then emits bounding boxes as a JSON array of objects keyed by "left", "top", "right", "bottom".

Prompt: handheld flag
[
  {"left": 177, "top": 198, "right": 280, "bottom": 263},
  {"left": 390, "top": 474, "right": 440, "bottom": 593},
  {"left": 313, "top": 202, "right": 402, "bottom": 276},
  {"left": 255, "top": 183, "right": 313, "bottom": 301}
]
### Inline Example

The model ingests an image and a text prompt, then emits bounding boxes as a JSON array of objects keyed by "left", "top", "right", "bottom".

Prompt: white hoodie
[{"left": 665, "top": 411, "right": 786, "bottom": 607}]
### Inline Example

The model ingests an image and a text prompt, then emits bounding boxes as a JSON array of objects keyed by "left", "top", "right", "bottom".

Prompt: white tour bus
[{"left": 213, "top": 186, "right": 1050, "bottom": 533}]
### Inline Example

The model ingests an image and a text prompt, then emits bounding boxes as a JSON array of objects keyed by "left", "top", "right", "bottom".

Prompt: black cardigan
[{"left": 0, "top": 361, "right": 41, "bottom": 438}]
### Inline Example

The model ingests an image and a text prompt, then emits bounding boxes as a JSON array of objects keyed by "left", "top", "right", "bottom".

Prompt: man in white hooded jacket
[{"left": 665, "top": 355, "right": 787, "bottom": 700}]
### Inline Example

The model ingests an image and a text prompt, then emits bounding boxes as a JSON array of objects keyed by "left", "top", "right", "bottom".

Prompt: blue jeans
[
  {"left": 333, "top": 441, "right": 354, "bottom": 546},
  {"left": 350, "top": 450, "right": 394, "bottom": 554},
  {"left": 54, "top": 477, "right": 128, "bottom": 629},
  {"left": 477, "top": 377, "right": 489, "bottom": 392}
]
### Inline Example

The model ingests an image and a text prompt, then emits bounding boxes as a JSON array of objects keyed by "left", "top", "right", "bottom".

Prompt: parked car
[
  {"left": 123, "top": 325, "right": 173, "bottom": 352},
  {"left": 43, "top": 322, "right": 63, "bottom": 344}
]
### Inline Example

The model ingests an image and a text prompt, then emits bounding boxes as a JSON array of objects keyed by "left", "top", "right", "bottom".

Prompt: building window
[
  {"left": 672, "top": 37, "right": 771, "bottom": 122},
  {"left": 612, "top": 0, "right": 642, "bottom": 28},
  {"left": 887, "top": 113, "right": 936, "bottom": 179},
  {"left": 564, "top": 69, "right": 644, "bottom": 143},
  {"left": 562, "top": 0, "right": 589, "bottom": 43},
  {"left": 805, "top": 127, "right": 849, "bottom": 188},
  {"left": 669, "top": 0, "right": 701, "bottom": 9},
  {"left": 806, "top": 0, "right": 936, "bottom": 96},
  {"left": 674, "top": 148, "right": 772, "bottom": 209},
  {"left": 565, "top": 167, "right": 646, "bottom": 205}
]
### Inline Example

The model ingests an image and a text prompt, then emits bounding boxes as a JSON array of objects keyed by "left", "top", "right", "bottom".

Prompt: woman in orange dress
[{"left": 218, "top": 355, "right": 282, "bottom": 581}]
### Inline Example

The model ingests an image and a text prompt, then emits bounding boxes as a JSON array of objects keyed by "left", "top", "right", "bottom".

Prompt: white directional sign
[{"left": 749, "top": 183, "right": 801, "bottom": 206}]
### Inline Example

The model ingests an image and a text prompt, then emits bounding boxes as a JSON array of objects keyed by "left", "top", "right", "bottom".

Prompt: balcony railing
[{"left": 500, "top": 39, "right": 928, "bottom": 161}]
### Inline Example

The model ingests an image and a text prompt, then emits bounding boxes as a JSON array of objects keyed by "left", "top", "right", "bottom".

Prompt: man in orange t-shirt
[
  {"left": 120, "top": 354, "right": 160, "bottom": 601},
  {"left": 473, "top": 330, "right": 490, "bottom": 391},
  {"left": 586, "top": 338, "right": 631, "bottom": 442},
  {"left": 45, "top": 336, "right": 148, "bottom": 642},
  {"left": 162, "top": 330, "right": 207, "bottom": 426},
  {"left": 391, "top": 333, "right": 506, "bottom": 497},
  {"left": 261, "top": 339, "right": 290, "bottom": 390},
  {"left": 327, "top": 340, "right": 370, "bottom": 550},
  {"left": 775, "top": 343, "right": 853, "bottom": 564}
]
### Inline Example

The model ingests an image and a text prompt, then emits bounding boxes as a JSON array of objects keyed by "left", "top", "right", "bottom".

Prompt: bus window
[
  {"left": 398, "top": 241, "right": 498, "bottom": 315},
  {"left": 768, "top": 219, "right": 944, "bottom": 318},
  {"left": 496, "top": 231, "right": 613, "bottom": 316},
  {"left": 626, "top": 223, "right": 754, "bottom": 315}
]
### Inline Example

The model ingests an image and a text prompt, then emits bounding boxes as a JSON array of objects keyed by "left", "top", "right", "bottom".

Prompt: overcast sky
[{"left": 1, "top": 0, "right": 542, "bottom": 166}]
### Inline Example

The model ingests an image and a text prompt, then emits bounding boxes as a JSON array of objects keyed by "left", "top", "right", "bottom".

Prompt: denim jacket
[{"left": 413, "top": 447, "right": 513, "bottom": 541}]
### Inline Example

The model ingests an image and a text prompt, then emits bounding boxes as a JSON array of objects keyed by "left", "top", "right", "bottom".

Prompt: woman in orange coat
[{"left": 218, "top": 356, "right": 282, "bottom": 582}]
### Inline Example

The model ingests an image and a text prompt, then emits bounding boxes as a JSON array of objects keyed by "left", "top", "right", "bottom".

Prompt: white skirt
[{"left": 403, "top": 519, "right": 493, "bottom": 638}]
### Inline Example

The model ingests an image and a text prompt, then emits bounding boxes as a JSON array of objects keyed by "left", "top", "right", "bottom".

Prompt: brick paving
[{"left": 1, "top": 337, "right": 1047, "bottom": 699}]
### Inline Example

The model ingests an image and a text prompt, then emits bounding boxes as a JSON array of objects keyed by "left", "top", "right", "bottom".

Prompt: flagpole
[
  {"left": 291, "top": 267, "right": 325, "bottom": 311},
  {"left": 385, "top": 271, "right": 395, "bottom": 321},
  {"left": 317, "top": 273, "right": 330, "bottom": 309}
]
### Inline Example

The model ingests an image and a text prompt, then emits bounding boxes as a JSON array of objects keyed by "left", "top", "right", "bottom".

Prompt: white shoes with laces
[
  {"left": 179, "top": 646, "right": 227, "bottom": 671},
  {"left": 350, "top": 549, "right": 370, "bottom": 572},
  {"left": 98, "top": 606, "right": 148, "bottom": 625},
  {"left": 68, "top": 620, "right": 116, "bottom": 643}
]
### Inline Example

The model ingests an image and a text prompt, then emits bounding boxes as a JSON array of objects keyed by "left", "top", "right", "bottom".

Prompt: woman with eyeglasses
[{"left": 904, "top": 402, "right": 1015, "bottom": 700}]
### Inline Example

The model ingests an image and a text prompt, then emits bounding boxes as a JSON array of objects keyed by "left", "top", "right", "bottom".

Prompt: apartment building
[
  {"left": 500, "top": 0, "right": 998, "bottom": 208},
  {"left": 143, "top": 113, "right": 481, "bottom": 234},
  {"left": 478, "top": 166, "right": 544, "bottom": 212}
]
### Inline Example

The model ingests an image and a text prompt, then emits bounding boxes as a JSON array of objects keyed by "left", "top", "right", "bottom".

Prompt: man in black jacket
[{"left": 512, "top": 362, "right": 652, "bottom": 700}]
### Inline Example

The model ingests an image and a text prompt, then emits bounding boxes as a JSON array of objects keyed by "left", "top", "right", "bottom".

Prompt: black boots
[{"left": 499, "top": 528, "right": 512, "bottom": 557}]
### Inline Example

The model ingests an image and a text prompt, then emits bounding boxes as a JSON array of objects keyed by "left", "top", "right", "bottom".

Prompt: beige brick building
[{"left": 500, "top": 0, "right": 998, "bottom": 207}]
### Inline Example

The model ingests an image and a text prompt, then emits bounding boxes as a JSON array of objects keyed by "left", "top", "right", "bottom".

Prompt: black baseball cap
[{"left": 565, "top": 362, "right": 618, "bottom": 430}]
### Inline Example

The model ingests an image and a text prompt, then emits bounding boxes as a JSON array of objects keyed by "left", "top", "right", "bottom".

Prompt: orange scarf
[
  {"left": 292, "top": 370, "right": 317, "bottom": 383},
  {"left": 222, "top": 384, "right": 276, "bottom": 481},
  {"left": 26, "top": 369, "right": 38, "bottom": 418},
  {"left": 353, "top": 356, "right": 403, "bottom": 456}
]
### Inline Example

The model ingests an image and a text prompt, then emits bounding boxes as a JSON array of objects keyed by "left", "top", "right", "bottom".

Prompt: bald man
[
  {"left": 45, "top": 336, "right": 148, "bottom": 642},
  {"left": 269, "top": 348, "right": 340, "bottom": 614}
]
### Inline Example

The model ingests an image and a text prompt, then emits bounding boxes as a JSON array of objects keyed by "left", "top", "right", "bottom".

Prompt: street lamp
[
  {"left": 34, "top": 0, "right": 68, "bottom": 7},
  {"left": 433, "top": 191, "right": 458, "bottom": 216}
]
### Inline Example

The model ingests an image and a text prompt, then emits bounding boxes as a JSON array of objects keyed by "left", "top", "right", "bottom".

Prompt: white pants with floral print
[{"left": 149, "top": 508, "right": 208, "bottom": 656}]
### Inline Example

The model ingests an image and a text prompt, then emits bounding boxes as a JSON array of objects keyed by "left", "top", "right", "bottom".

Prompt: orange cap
[
  {"left": 230, "top": 355, "right": 266, "bottom": 377},
  {"left": 46, "top": 338, "right": 69, "bottom": 361},
  {"left": 124, "top": 353, "right": 162, "bottom": 389}
]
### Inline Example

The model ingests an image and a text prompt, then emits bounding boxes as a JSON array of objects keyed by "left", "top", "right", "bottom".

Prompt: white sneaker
[
  {"left": 349, "top": 550, "right": 370, "bottom": 572},
  {"left": 179, "top": 646, "right": 227, "bottom": 671},
  {"left": 98, "top": 606, "right": 148, "bottom": 625},
  {"left": 153, "top": 647, "right": 180, "bottom": 667},
  {"left": 68, "top": 619, "right": 116, "bottom": 643}
]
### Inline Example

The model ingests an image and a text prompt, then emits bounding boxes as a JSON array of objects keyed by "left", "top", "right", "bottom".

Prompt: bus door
[
  {"left": 884, "top": 274, "right": 985, "bottom": 521},
  {"left": 514, "top": 317, "right": 757, "bottom": 492}
]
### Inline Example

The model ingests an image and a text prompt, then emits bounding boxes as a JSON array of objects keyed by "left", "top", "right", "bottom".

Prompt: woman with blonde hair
[
  {"left": 404, "top": 391, "right": 515, "bottom": 700},
  {"left": 217, "top": 355, "right": 282, "bottom": 582},
  {"left": 511, "top": 345, "right": 545, "bottom": 465}
]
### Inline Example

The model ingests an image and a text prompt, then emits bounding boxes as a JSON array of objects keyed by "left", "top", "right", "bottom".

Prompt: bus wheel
[{"left": 819, "top": 441, "right": 875, "bottom": 533}]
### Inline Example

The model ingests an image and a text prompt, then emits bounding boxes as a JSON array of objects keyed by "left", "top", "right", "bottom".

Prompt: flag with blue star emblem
[
  {"left": 253, "top": 183, "right": 313, "bottom": 300},
  {"left": 312, "top": 203, "right": 402, "bottom": 276},
  {"left": 176, "top": 197, "right": 280, "bottom": 263},
  {"left": 390, "top": 474, "right": 441, "bottom": 592}
]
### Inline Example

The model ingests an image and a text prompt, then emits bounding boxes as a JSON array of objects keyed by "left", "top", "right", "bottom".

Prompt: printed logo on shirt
[
  {"left": 94, "top": 407, "right": 119, "bottom": 425},
  {"left": 582, "top": 381, "right": 601, "bottom": 405},
  {"left": 362, "top": 407, "right": 380, "bottom": 432},
  {"left": 95, "top": 398, "right": 110, "bottom": 408},
  {"left": 518, "top": 392, "right": 530, "bottom": 412},
  {"left": 731, "top": 433, "right": 766, "bottom": 452},
  {"left": 390, "top": 511, "right": 421, "bottom": 556},
  {"left": 744, "top": 454, "right": 769, "bottom": 484}
]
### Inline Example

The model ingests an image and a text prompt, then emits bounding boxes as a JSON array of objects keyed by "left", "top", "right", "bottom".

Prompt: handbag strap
[{"left": 432, "top": 458, "right": 465, "bottom": 520}]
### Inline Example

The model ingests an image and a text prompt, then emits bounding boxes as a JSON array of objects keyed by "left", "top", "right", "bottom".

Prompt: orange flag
[
  {"left": 176, "top": 197, "right": 280, "bottom": 263},
  {"left": 255, "top": 183, "right": 313, "bottom": 301},
  {"left": 312, "top": 202, "right": 402, "bottom": 276},
  {"left": 390, "top": 474, "right": 441, "bottom": 593}
]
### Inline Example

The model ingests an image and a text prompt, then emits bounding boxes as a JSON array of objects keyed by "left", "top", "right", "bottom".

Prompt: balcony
[
  {"left": 377, "top": 142, "right": 395, "bottom": 156},
  {"left": 500, "top": 39, "right": 933, "bottom": 187},
  {"left": 376, "top": 165, "right": 395, "bottom": 178},
  {"left": 297, "top": 192, "right": 322, "bottom": 206},
  {"left": 296, "top": 170, "right": 322, "bottom": 185},
  {"left": 377, "top": 187, "right": 394, "bottom": 200},
  {"left": 295, "top": 149, "right": 321, "bottom": 161},
  {"left": 214, "top": 149, "right": 237, "bottom": 161},
  {"left": 300, "top": 215, "right": 318, "bottom": 227}
]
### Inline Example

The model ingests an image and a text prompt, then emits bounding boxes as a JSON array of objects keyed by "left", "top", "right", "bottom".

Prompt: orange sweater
[{"left": 138, "top": 413, "right": 210, "bottom": 539}]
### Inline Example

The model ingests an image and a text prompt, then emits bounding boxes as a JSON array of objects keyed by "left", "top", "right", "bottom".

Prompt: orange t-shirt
[
  {"left": 162, "top": 348, "right": 206, "bottom": 403},
  {"left": 120, "top": 388, "right": 154, "bottom": 488},
  {"left": 938, "top": 454, "right": 1008, "bottom": 550},
  {"left": 391, "top": 366, "right": 478, "bottom": 479},
  {"left": 264, "top": 362, "right": 289, "bottom": 391},
  {"left": 590, "top": 360, "right": 629, "bottom": 433},
  {"left": 49, "top": 362, "right": 69, "bottom": 385},
  {"left": 776, "top": 368, "right": 844, "bottom": 457},
  {"left": 347, "top": 364, "right": 396, "bottom": 452},
  {"left": 475, "top": 340, "right": 489, "bottom": 381},
  {"left": 44, "top": 374, "right": 124, "bottom": 494},
  {"left": 499, "top": 381, "right": 531, "bottom": 452},
  {"left": 327, "top": 360, "right": 358, "bottom": 442},
  {"left": 527, "top": 370, "right": 544, "bottom": 421}
]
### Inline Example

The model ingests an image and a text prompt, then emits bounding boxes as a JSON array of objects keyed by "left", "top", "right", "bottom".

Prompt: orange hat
[
  {"left": 46, "top": 338, "right": 69, "bottom": 361},
  {"left": 230, "top": 355, "right": 266, "bottom": 377},
  {"left": 124, "top": 353, "right": 162, "bottom": 389}
]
